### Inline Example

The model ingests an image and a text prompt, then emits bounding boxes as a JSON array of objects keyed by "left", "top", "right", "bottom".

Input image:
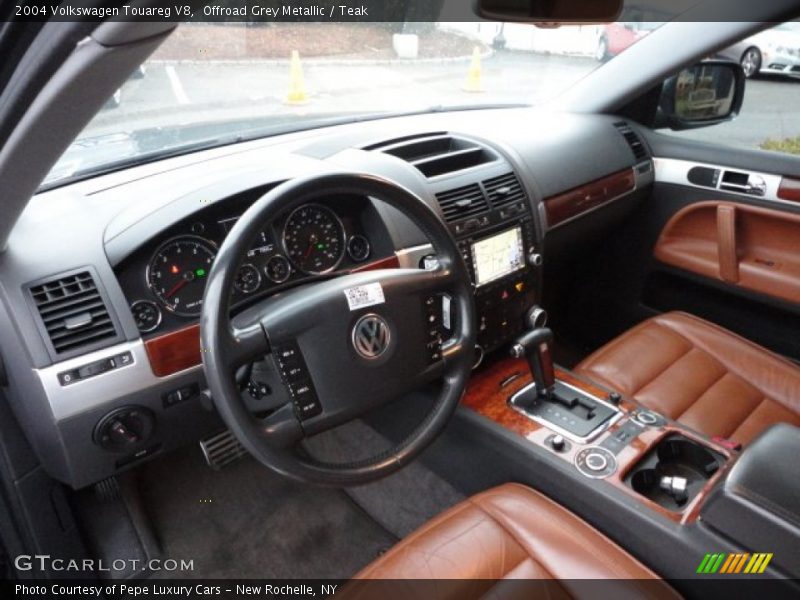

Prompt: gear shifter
[
  {"left": 511, "top": 327, "right": 555, "bottom": 398},
  {"left": 508, "top": 308, "right": 619, "bottom": 439}
]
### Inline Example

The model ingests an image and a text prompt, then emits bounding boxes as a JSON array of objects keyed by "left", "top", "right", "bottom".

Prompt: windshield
[{"left": 45, "top": 20, "right": 664, "bottom": 186}]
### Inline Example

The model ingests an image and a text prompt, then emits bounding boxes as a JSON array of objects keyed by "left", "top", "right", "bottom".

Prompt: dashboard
[
  {"left": 115, "top": 190, "right": 395, "bottom": 338},
  {"left": 0, "top": 107, "right": 654, "bottom": 489}
]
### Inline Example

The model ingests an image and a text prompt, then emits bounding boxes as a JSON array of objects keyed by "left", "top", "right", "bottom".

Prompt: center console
[{"left": 462, "top": 318, "right": 737, "bottom": 524}]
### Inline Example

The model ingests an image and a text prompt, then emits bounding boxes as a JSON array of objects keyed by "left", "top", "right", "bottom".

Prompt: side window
[{"left": 664, "top": 21, "right": 800, "bottom": 157}]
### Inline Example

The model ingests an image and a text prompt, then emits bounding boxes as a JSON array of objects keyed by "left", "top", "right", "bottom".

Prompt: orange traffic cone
[
  {"left": 285, "top": 50, "right": 309, "bottom": 105},
  {"left": 462, "top": 47, "right": 485, "bottom": 93}
]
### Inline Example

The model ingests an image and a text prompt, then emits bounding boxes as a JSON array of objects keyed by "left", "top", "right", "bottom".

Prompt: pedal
[
  {"left": 199, "top": 430, "right": 247, "bottom": 470},
  {"left": 94, "top": 476, "right": 120, "bottom": 502}
]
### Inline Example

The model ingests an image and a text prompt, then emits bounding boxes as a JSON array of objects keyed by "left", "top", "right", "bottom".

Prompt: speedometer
[
  {"left": 147, "top": 236, "right": 217, "bottom": 316},
  {"left": 282, "top": 204, "right": 346, "bottom": 274}
]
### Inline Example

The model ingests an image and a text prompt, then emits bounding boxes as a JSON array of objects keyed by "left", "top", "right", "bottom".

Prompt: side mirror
[{"left": 656, "top": 61, "right": 745, "bottom": 130}]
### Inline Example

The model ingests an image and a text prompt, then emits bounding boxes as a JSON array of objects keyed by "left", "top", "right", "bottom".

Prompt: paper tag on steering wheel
[{"left": 343, "top": 282, "right": 385, "bottom": 311}]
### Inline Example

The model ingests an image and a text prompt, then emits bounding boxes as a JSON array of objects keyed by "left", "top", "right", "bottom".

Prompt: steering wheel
[{"left": 200, "top": 173, "right": 475, "bottom": 486}]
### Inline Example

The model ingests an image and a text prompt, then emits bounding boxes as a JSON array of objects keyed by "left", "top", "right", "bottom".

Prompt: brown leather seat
[
  {"left": 352, "top": 483, "right": 676, "bottom": 597},
  {"left": 575, "top": 311, "right": 800, "bottom": 445}
]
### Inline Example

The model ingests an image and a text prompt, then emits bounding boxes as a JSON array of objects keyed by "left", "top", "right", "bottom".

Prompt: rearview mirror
[
  {"left": 656, "top": 61, "right": 745, "bottom": 130},
  {"left": 474, "top": 0, "right": 622, "bottom": 23}
]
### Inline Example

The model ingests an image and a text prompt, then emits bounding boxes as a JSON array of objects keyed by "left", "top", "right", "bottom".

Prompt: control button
[
  {"left": 162, "top": 384, "right": 199, "bottom": 407},
  {"left": 608, "top": 391, "right": 622, "bottom": 405},
  {"left": 636, "top": 411, "right": 660, "bottom": 426},
  {"left": 283, "top": 364, "right": 306, "bottom": 384},
  {"left": 247, "top": 381, "right": 272, "bottom": 400},
  {"left": 110, "top": 419, "right": 140, "bottom": 445},
  {"left": 58, "top": 370, "right": 80, "bottom": 386},
  {"left": 551, "top": 435, "right": 566, "bottom": 453},
  {"left": 77, "top": 358, "right": 115, "bottom": 379},
  {"left": 585, "top": 452, "right": 608, "bottom": 472},
  {"left": 276, "top": 346, "right": 300, "bottom": 364},
  {"left": 164, "top": 389, "right": 183, "bottom": 407},
  {"left": 117, "top": 352, "right": 134, "bottom": 367},
  {"left": 292, "top": 381, "right": 322, "bottom": 419},
  {"left": 94, "top": 406, "right": 155, "bottom": 452},
  {"left": 574, "top": 447, "right": 617, "bottom": 479}
]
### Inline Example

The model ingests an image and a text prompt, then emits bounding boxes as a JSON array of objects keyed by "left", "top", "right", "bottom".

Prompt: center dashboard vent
[
  {"left": 483, "top": 172, "right": 526, "bottom": 209},
  {"left": 435, "top": 172, "right": 526, "bottom": 224},
  {"left": 29, "top": 270, "right": 121, "bottom": 358},
  {"left": 367, "top": 133, "right": 496, "bottom": 179},
  {"left": 435, "top": 184, "right": 489, "bottom": 222},
  {"left": 614, "top": 121, "right": 649, "bottom": 162}
]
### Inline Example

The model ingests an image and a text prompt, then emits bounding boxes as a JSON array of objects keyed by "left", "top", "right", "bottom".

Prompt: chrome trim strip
[
  {"left": 508, "top": 379, "right": 623, "bottom": 445},
  {"left": 653, "top": 157, "right": 791, "bottom": 206},
  {"left": 35, "top": 340, "right": 202, "bottom": 421}
]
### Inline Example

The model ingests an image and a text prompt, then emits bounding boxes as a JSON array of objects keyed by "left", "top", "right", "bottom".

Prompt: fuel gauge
[
  {"left": 265, "top": 255, "right": 291, "bottom": 284},
  {"left": 347, "top": 235, "right": 371, "bottom": 262},
  {"left": 235, "top": 264, "right": 262, "bottom": 294}
]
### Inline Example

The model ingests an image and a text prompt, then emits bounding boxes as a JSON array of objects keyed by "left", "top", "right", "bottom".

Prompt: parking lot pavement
[{"left": 88, "top": 51, "right": 800, "bottom": 153}]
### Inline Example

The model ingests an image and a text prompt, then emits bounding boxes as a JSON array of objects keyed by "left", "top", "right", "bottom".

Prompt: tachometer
[
  {"left": 147, "top": 236, "right": 217, "bottom": 316},
  {"left": 282, "top": 204, "right": 345, "bottom": 274}
]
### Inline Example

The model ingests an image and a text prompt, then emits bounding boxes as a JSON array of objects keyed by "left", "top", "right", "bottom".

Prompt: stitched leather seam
[
  {"left": 474, "top": 486, "right": 661, "bottom": 582},
  {"left": 353, "top": 501, "right": 478, "bottom": 578},
  {"left": 672, "top": 368, "right": 730, "bottom": 422},
  {"left": 576, "top": 317, "right": 672, "bottom": 373},
  {"left": 723, "top": 396, "right": 768, "bottom": 441},
  {"left": 656, "top": 312, "right": 800, "bottom": 411},
  {"left": 630, "top": 333, "right": 693, "bottom": 397},
  {"left": 475, "top": 495, "right": 659, "bottom": 594}
]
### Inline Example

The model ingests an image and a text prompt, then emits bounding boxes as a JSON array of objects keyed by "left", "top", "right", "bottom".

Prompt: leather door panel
[{"left": 654, "top": 201, "right": 800, "bottom": 304}]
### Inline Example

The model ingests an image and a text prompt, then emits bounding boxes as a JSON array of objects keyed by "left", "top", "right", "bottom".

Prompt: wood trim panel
[
  {"left": 350, "top": 255, "right": 400, "bottom": 272},
  {"left": 462, "top": 356, "right": 733, "bottom": 524},
  {"left": 778, "top": 177, "right": 800, "bottom": 203},
  {"left": 142, "top": 255, "right": 399, "bottom": 377},
  {"left": 144, "top": 324, "right": 201, "bottom": 377},
  {"left": 544, "top": 168, "right": 636, "bottom": 227}
]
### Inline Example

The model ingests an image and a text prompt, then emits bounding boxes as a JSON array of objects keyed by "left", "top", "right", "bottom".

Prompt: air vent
[
  {"left": 483, "top": 172, "right": 526, "bottom": 209},
  {"left": 368, "top": 133, "right": 496, "bottom": 178},
  {"left": 614, "top": 122, "right": 649, "bottom": 161},
  {"left": 30, "top": 271, "right": 119, "bottom": 356},
  {"left": 435, "top": 184, "right": 489, "bottom": 223}
]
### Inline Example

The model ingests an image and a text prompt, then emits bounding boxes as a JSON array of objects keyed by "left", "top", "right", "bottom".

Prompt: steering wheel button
[{"left": 284, "top": 365, "right": 306, "bottom": 383}]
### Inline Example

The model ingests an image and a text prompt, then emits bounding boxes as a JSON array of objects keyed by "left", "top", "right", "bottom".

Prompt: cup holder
[{"left": 625, "top": 434, "right": 726, "bottom": 511}]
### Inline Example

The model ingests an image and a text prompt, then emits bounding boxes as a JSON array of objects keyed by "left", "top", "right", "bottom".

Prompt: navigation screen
[{"left": 470, "top": 227, "right": 525, "bottom": 287}]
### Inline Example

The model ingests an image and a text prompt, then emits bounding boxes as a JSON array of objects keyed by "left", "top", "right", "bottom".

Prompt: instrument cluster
[{"left": 124, "top": 199, "right": 379, "bottom": 336}]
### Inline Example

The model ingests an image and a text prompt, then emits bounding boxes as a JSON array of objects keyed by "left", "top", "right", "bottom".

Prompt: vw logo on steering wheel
[{"left": 352, "top": 314, "right": 391, "bottom": 359}]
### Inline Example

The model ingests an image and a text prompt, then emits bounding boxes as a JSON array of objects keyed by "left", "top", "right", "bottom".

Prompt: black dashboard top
[{"left": 2, "top": 107, "right": 645, "bottom": 369}]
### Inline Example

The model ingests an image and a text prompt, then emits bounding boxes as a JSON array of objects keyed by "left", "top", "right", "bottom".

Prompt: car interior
[{"left": 0, "top": 0, "right": 799, "bottom": 597}]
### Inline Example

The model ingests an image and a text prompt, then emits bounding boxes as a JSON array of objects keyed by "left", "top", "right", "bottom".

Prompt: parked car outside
[{"left": 718, "top": 22, "right": 800, "bottom": 78}]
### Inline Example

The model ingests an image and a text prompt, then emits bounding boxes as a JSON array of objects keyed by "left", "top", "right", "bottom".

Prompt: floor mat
[
  {"left": 137, "top": 447, "right": 396, "bottom": 579},
  {"left": 303, "top": 420, "right": 465, "bottom": 539}
]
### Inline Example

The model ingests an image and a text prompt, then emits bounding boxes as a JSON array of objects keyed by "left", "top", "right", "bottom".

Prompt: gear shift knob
[{"left": 511, "top": 327, "right": 555, "bottom": 397}]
